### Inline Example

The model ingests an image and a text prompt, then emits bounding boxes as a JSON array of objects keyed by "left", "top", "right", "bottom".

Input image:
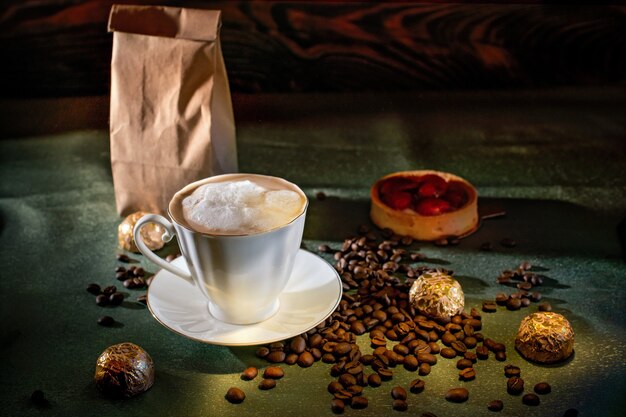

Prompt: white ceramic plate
[{"left": 147, "top": 249, "right": 342, "bottom": 346}]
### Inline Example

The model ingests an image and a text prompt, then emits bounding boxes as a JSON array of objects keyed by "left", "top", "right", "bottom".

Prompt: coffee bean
[
  {"left": 459, "top": 367, "right": 476, "bottom": 381},
  {"left": 539, "top": 303, "right": 552, "bottom": 312},
  {"left": 456, "top": 358, "right": 473, "bottom": 369},
  {"left": 368, "top": 373, "right": 382, "bottom": 387},
  {"left": 116, "top": 253, "right": 131, "bottom": 263},
  {"left": 256, "top": 347, "right": 270, "bottom": 358},
  {"left": 241, "top": 367, "right": 258, "bottom": 380},
  {"left": 504, "top": 364, "right": 521, "bottom": 378},
  {"left": 507, "top": 377, "right": 524, "bottom": 395},
  {"left": 482, "top": 301, "right": 497, "bottom": 313},
  {"left": 500, "top": 238, "right": 517, "bottom": 248},
  {"left": 339, "top": 374, "right": 357, "bottom": 387},
  {"left": 330, "top": 398, "right": 345, "bottom": 414},
  {"left": 476, "top": 345, "right": 489, "bottom": 360},
  {"left": 392, "top": 399, "right": 408, "bottom": 411},
  {"left": 95, "top": 294, "right": 108, "bottom": 306},
  {"left": 487, "top": 399, "right": 504, "bottom": 411},
  {"left": 133, "top": 267, "right": 145, "bottom": 277},
  {"left": 522, "top": 393, "right": 540, "bottom": 406},
  {"left": 517, "top": 282, "right": 533, "bottom": 291},
  {"left": 520, "top": 298, "right": 531, "bottom": 307},
  {"left": 418, "top": 363, "right": 431, "bottom": 376},
  {"left": 440, "top": 347, "right": 456, "bottom": 359},
  {"left": 137, "top": 294, "right": 148, "bottom": 305},
  {"left": 328, "top": 381, "right": 343, "bottom": 394},
  {"left": 225, "top": 387, "right": 245, "bottom": 403},
  {"left": 445, "top": 387, "right": 469, "bottom": 403},
  {"left": 417, "top": 352, "right": 437, "bottom": 365},
  {"left": 263, "top": 366, "right": 284, "bottom": 379},
  {"left": 495, "top": 351, "right": 507, "bottom": 361},
  {"left": 495, "top": 293, "right": 509, "bottom": 306},
  {"left": 409, "top": 378, "right": 425, "bottom": 394},
  {"left": 403, "top": 355, "right": 418, "bottom": 371},
  {"left": 334, "top": 342, "right": 352, "bottom": 356},
  {"left": 123, "top": 278, "right": 135, "bottom": 289},
  {"left": 480, "top": 241, "right": 494, "bottom": 251},
  {"left": 351, "top": 396, "right": 368, "bottom": 409},
  {"left": 334, "top": 389, "right": 353, "bottom": 402},
  {"left": 86, "top": 283, "right": 101, "bottom": 295},
  {"left": 563, "top": 409, "right": 579, "bottom": 417},
  {"left": 297, "top": 351, "right": 315, "bottom": 367},
  {"left": 97, "top": 315, "right": 114, "bottom": 327},
  {"left": 506, "top": 298, "right": 522, "bottom": 311},
  {"left": 115, "top": 271, "right": 127, "bottom": 281},
  {"left": 102, "top": 285, "right": 117, "bottom": 295},
  {"left": 258, "top": 378, "right": 276, "bottom": 390},
  {"left": 463, "top": 336, "right": 477, "bottom": 349},
  {"left": 109, "top": 292, "right": 124, "bottom": 306},
  {"left": 391, "top": 386, "right": 407, "bottom": 400},
  {"left": 450, "top": 341, "right": 467, "bottom": 354},
  {"left": 377, "top": 367, "right": 393, "bottom": 380},
  {"left": 350, "top": 321, "right": 366, "bottom": 335},
  {"left": 534, "top": 382, "right": 551, "bottom": 395},
  {"left": 266, "top": 351, "right": 286, "bottom": 363}
]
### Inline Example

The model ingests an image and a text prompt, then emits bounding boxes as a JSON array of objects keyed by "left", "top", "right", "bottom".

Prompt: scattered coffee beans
[
  {"left": 241, "top": 367, "right": 258, "bottom": 380},
  {"left": 225, "top": 387, "right": 245, "bottom": 404}
]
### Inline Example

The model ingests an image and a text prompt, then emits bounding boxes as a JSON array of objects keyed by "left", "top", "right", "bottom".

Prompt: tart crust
[{"left": 370, "top": 170, "right": 478, "bottom": 241}]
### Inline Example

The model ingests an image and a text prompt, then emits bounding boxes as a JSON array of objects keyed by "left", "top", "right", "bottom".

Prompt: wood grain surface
[{"left": 1, "top": 1, "right": 625, "bottom": 97}]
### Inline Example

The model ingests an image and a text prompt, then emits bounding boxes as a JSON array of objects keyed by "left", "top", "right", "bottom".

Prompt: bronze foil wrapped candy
[
  {"left": 118, "top": 211, "right": 165, "bottom": 253},
  {"left": 409, "top": 271, "right": 465, "bottom": 320},
  {"left": 515, "top": 312, "right": 574, "bottom": 363},
  {"left": 94, "top": 342, "right": 154, "bottom": 397}
]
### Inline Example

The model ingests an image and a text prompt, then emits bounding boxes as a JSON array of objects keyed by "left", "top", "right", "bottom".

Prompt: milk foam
[{"left": 181, "top": 179, "right": 303, "bottom": 234}]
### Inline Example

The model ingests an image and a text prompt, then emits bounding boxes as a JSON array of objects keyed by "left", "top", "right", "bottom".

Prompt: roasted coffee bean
[
  {"left": 520, "top": 298, "right": 531, "bottom": 307},
  {"left": 283, "top": 353, "right": 300, "bottom": 365},
  {"left": 445, "top": 387, "right": 469, "bottom": 403},
  {"left": 517, "top": 282, "right": 533, "bottom": 291},
  {"left": 347, "top": 385, "right": 363, "bottom": 396},
  {"left": 417, "top": 352, "right": 437, "bottom": 365},
  {"left": 309, "top": 333, "right": 323, "bottom": 348},
  {"left": 263, "top": 366, "right": 284, "bottom": 379},
  {"left": 133, "top": 267, "right": 145, "bottom": 277},
  {"left": 534, "top": 382, "right": 551, "bottom": 395},
  {"left": 339, "top": 374, "right": 357, "bottom": 387},
  {"left": 506, "top": 298, "right": 522, "bottom": 311},
  {"left": 97, "top": 315, "right": 114, "bottom": 327},
  {"left": 440, "top": 347, "right": 457, "bottom": 359},
  {"left": 297, "top": 351, "right": 315, "bottom": 367},
  {"left": 334, "top": 342, "right": 352, "bottom": 356},
  {"left": 350, "top": 321, "right": 366, "bottom": 335},
  {"left": 258, "top": 379, "right": 276, "bottom": 390},
  {"left": 418, "top": 363, "right": 431, "bottom": 376},
  {"left": 393, "top": 344, "right": 410, "bottom": 356},
  {"left": 133, "top": 277, "right": 145, "bottom": 288},
  {"left": 403, "top": 355, "right": 418, "bottom": 371},
  {"left": 487, "top": 399, "right": 504, "bottom": 412},
  {"left": 538, "top": 303, "right": 552, "bottom": 312},
  {"left": 289, "top": 336, "right": 306, "bottom": 354},
  {"left": 225, "top": 387, "right": 245, "bottom": 404},
  {"left": 115, "top": 266, "right": 126, "bottom": 273},
  {"left": 137, "top": 294, "right": 148, "bottom": 305},
  {"left": 459, "top": 367, "right": 476, "bottom": 381},
  {"left": 482, "top": 301, "right": 497, "bottom": 313},
  {"left": 563, "top": 409, "right": 579, "bottom": 417},
  {"left": 108, "top": 292, "right": 124, "bottom": 305},
  {"left": 507, "top": 377, "right": 524, "bottom": 395},
  {"left": 495, "top": 351, "right": 507, "bottom": 361},
  {"left": 330, "top": 398, "right": 345, "bottom": 414},
  {"left": 500, "top": 238, "right": 517, "bottom": 248},
  {"left": 318, "top": 244, "right": 332, "bottom": 253},
  {"left": 522, "top": 393, "right": 540, "bottom": 406},
  {"left": 504, "top": 365, "right": 521, "bottom": 378},
  {"left": 86, "top": 283, "right": 101, "bottom": 295},
  {"left": 392, "top": 399, "right": 408, "bottom": 411},
  {"left": 256, "top": 347, "right": 270, "bottom": 358},
  {"left": 463, "top": 336, "right": 477, "bottom": 349},
  {"left": 322, "top": 353, "right": 336, "bottom": 364},
  {"left": 266, "top": 351, "right": 286, "bottom": 363},
  {"left": 241, "top": 367, "right": 258, "bottom": 380},
  {"left": 456, "top": 358, "right": 473, "bottom": 369},
  {"left": 123, "top": 278, "right": 135, "bottom": 289},
  {"left": 377, "top": 368, "right": 393, "bottom": 380},
  {"left": 428, "top": 342, "right": 440, "bottom": 354},
  {"left": 95, "top": 294, "right": 108, "bottom": 306},
  {"left": 409, "top": 378, "right": 425, "bottom": 394},
  {"left": 391, "top": 386, "right": 407, "bottom": 400},
  {"left": 328, "top": 381, "right": 343, "bottom": 394},
  {"left": 351, "top": 396, "right": 368, "bottom": 409},
  {"left": 441, "top": 332, "right": 456, "bottom": 346},
  {"left": 476, "top": 345, "right": 489, "bottom": 359},
  {"left": 334, "top": 389, "right": 353, "bottom": 402},
  {"left": 30, "top": 389, "right": 46, "bottom": 405},
  {"left": 464, "top": 351, "right": 477, "bottom": 363},
  {"left": 530, "top": 291, "right": 542, "bottom": 302},
  {"left": 450, "top": 341, "right": 467, "bottom": 354},
  {"left": 116, "top": 253, "right": 131, "bottom": 263},
  {"left": 102, "top": 285, "right": 117, "bottom": 295},
  {"left": 368, "top": 373, "right": 382, "bottom": 387}
]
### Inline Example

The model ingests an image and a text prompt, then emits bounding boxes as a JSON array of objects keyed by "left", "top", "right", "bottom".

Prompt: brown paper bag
[{"left": 108, "top": 5, "right": 238, "bottom": 215}]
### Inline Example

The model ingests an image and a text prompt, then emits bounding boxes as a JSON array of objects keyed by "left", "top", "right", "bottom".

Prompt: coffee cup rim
[{"left": 168, "top": 173, "right": 309, "bottom": 237}]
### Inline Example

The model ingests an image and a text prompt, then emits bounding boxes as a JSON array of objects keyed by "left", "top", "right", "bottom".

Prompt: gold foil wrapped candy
[
  {"left": 118, "top": 211, "right": 165, "bottom": 253},
  {"left": 94, "top": 342, "right": 154, "bottom": 398},
  {"left": 409, "top": 271, "right": 465, "bottom": 320},
  {"left": 515, "top": 312, "right": 574, "bottom": 363}
]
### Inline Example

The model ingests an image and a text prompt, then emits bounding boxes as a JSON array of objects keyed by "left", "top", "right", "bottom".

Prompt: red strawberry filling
[{"left": 378, "top": 175, "right": 469, "bottom": 216}]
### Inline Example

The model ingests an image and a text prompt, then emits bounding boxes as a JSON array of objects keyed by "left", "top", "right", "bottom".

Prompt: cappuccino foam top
[{"left": 181, "top": 179, "right": 304, "bottom": 234}]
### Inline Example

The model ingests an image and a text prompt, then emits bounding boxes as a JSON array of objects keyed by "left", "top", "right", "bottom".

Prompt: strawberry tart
[{"left": 370, "top": 170, "right": 478, "bottom": 241}]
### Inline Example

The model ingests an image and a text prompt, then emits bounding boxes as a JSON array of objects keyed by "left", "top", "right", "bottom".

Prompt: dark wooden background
[{"left": 1, "top": 1, "right": 625, "bottom": 97}]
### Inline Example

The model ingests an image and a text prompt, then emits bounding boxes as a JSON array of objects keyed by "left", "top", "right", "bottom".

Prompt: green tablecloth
[{"left": 1, "top": 91, "right": 625, "bottom": 416}]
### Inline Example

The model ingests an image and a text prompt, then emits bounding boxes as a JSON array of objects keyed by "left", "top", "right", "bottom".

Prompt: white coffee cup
[{"left": 134, "top": 173, "right": 308, "bottom": 325}]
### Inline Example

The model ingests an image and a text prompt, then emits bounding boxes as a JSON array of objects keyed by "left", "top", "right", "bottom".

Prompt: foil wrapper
[
  {"left": 515, "top": 312, "right": 574, "bottom": 363},
  {"left": 94, "top": 342, "right": 154, "bottom": 398},
  {"left": 118, "top": 211, "right": 165, "bottom": 253},
  {"left": 409, "top": 271, "right": 465, "bottom": 320}
]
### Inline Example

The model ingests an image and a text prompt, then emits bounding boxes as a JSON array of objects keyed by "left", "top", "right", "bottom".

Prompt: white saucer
[{"left": 147, "top": 249, "right": 342, "bottom": 346}]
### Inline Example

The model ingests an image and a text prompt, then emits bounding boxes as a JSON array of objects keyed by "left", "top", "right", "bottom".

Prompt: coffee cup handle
[{"left": 133, "top": 214, "right": 194, "bottom": 286}]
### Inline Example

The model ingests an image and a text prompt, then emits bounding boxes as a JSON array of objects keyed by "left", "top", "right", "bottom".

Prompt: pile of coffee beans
[
  {"left": 224, "top": 366, "right": 287, "bottom": 403},
  {"left": 229, "top": 224, "right": 577, "bottom": 415}
]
